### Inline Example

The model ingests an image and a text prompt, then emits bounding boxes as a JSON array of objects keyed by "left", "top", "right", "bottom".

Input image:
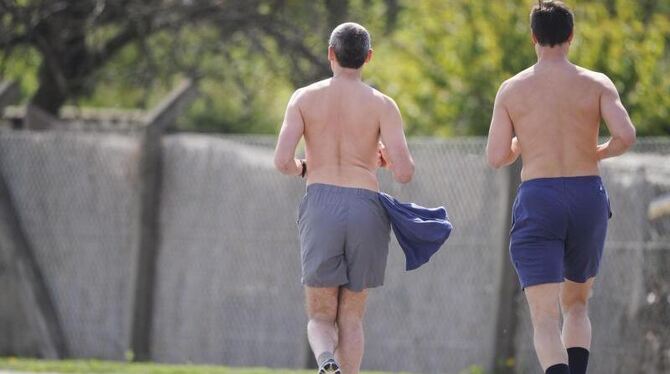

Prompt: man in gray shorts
[
  {"left": 299, "top": 184, "right": 391, "bottom": 292},
  {"left": 274, "top": 22, "right": 414, "bottom": 374}
]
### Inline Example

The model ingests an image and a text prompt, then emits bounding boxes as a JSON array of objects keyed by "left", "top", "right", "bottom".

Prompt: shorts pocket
[
  {"left": 297, "top": 193, "right": 309, "bottom": 224},
  {"left": 510, "top": 194, "right": 521, "bottom": 231},
  {"left": 598, "top": 183, "right": 612, "bottom": 219}
]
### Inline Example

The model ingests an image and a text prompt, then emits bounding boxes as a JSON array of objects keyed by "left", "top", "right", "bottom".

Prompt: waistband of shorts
[
  {"left": 520, "top": 175, "right": 603, "bottom": 188},
  {"left": 306, "top": 183, "right": 379, "bottom": 199}
]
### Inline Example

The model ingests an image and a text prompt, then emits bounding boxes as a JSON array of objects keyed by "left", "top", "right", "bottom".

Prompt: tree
[
  {"left": 366, "top": 0, "right": 670, "bottom": 136},
  {"left": 0, "top": 1, "right": 336, "bottom": 122},
  {"left": 3, "top": 1, "right": 666, "bottom": 135},
  {"left": 0, "top": 0, "right": 400, "bottom": 130}
]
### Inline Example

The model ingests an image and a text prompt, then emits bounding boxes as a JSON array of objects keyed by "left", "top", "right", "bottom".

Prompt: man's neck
[
  {"left": 535, "top": 43, "right": 570, "bottom": 65},
  {"left": 332, "top": 66, "right": 363, "bottom": 80}
]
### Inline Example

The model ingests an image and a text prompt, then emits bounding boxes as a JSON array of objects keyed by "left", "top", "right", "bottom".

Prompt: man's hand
[
  {"left": 511, "top": 137, "right": 520, "bottom": 156},
  {"left": 377, "top": 141, "right": 390, "bottom": 168},
  {"left": 596, "top": 136, "right": 635, "bottom": 161},
  {"left": 596, "top": 142, "right": 608, "bottom": 161}
]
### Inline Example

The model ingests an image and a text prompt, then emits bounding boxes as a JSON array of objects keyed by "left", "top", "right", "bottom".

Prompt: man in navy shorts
[{"left": 486, "top": 2, "right": 636, "bottom": 374}]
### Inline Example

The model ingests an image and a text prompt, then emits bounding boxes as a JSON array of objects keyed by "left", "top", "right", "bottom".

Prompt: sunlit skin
[
  {"left": 273, "top": 49, "right": 414, "bottom": 189},
  {"left": 486, "top": 33, "right": 636, "bottom": 177},
  {"left": 273, "top": 31, "right": 414, "bottom": 374},
  {"left": 486, "top": 29, "right": 636, "bottom": 371}
]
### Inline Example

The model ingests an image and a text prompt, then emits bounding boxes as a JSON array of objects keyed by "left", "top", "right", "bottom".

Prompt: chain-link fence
[
  {"left": 0, "top": 130, "right": 668, "bottom": 373},
  {"left": 0, "top": 131, "right": 141, "bottom": 359}
]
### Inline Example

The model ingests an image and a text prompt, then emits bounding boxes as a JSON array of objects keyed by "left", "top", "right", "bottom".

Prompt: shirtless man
[
  {"left": 273, "top": 22, "right": 414, "bottom": 374},
  {"left": 486, "top": 2, "right": 636, "bottom": 374}
]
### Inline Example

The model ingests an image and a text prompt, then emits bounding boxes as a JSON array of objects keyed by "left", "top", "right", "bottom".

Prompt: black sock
[
  {"left": 546, "top": 363, "right": 570, "bottom": 374},
  {"left": 567, "top": 347, "right": 590, "bottom": 374}
]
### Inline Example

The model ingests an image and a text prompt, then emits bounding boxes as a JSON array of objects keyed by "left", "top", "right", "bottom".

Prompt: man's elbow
[
  {"left": 486, "top": 154, "right": 505, "bottom": 170},
  {"left": 273, "top": 155, "right": 292, "bottom": 175},
  {"left": 486, "top": 146, "right": 503, "bottom": 169},
  {"left": 393, "top": 162, "right": 415, "bottom": 184},
  {"left": 620, "top": 127, "right": 637, "bottom": 149}
]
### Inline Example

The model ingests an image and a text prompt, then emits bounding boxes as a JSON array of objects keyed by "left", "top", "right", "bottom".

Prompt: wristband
[{"left": 300, "top": 159, "right": 307, "bottom": 178}]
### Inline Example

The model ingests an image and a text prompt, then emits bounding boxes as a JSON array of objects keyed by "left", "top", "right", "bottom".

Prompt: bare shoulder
[
  {"left": 368, "top": 87, "right": 399, "bottom": 112},
  {"left": 292, "top": 78, "right": 332, "bottom": 103},
  {"left": 302, "top": 78, "right": 332, "bottom": 92},
  {"left": 497, "top": 66, "right": 534, "bottom": 97},
  {"left": 574, "top": 65, "right": 616, "bottom": 91},
  {"left": 509, "top": 66, "right": 535, "bottom": 82}
]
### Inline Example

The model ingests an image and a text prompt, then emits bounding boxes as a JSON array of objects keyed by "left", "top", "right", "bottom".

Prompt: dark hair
[
  {"left": 530, "top": 1, "right": 574, "bottom": 47},
  {"left": 328, "top": 22, "right": 371, "bottom": 69}
]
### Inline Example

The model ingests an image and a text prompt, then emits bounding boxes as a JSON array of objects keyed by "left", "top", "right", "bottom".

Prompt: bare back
[
  {"left": 280, "top": 77, "right": 418, "bottom": 191},
  {"left": 504, "top": 63, "right": 604, "bottom": 180},
  {"left": 298, "top": 78, "right": 392, "bottom": 191},
  {"left": 274, "top": 73, "right": 413, "bottom": 189}
]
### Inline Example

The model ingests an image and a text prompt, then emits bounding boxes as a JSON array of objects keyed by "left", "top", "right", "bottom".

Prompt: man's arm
[
  {"left": 273, "top": 89, "right": 305, "bottom": 176},
  {"left": 486, "top": 82, "right": 519, "bottom": 169},
  {"left": 379, "top": 96, "right": 414, "bottom": 183},
  {"left": 597, "top": 75, "right": 636, "bottom": 160}
]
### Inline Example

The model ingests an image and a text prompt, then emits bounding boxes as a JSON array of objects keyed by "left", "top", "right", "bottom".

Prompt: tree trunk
[
  {"left": 30, "top": 62, "right": 68, "bottom": 117},
  {"left": 325, "top": 0, "right": 349, "bottom": 32},
  {"left": 27, "top": 2, "right": 93, "bottom": 123},
  {"left": 384, "top": 0, "right": 400, "bottom": 34}
]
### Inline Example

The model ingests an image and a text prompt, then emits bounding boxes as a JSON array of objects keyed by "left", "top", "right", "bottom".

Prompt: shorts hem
[
  {"left": 521, "top": 277, "right": 565, "bottom": 290},
  {"left": 564, "top": 273, "right": 597, "bottom": 284},
  {"left": 302, "top": 279, "right": 349, "bottom": 289},
  {"left": 301, "top": 280, "right": 384, "bottom": 292},
  {"left": 344, "top": 281, "right": 384, "bottom": 293}
]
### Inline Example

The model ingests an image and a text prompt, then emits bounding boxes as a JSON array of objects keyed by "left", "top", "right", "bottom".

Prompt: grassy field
[{"left": 0, "top": 358, "right": 410, "bottom": 374}]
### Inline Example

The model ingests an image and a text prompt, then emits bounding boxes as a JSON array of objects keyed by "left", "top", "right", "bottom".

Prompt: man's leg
[
  {"left": 525, "top": 283, "right": 569, "bottom": 373},
  {"left": 560, "top": 278, "right": 594, "bottom": 374},
  {"left": 306, "top": 287, "right": 340, "bottom": 367},
  {"left": 335, "top": 288, "right": 368, "bottom": 374}
]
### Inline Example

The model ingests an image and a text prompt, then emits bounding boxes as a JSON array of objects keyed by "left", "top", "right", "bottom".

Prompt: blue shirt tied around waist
[{"left": 378, "top": 193, "right": 453, "bottom": 271}]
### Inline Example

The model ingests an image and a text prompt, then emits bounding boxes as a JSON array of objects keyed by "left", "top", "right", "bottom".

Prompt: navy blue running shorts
[{"left": 509, "top": 176, "right": 612, "bottom": 289}]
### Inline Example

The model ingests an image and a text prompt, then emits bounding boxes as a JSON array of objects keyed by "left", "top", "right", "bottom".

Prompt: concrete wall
[
  {"left": 0, "top": 131, "right": 141, "bottom": 359},
  {"left": 364, "top": 140, "right": 507, "bottom": 373},
  {"left": 0, "top": 131, "right": 668, "bottom": 373},
  {"left": 150, "top": 135, "right": 307, "bottom": 367}
]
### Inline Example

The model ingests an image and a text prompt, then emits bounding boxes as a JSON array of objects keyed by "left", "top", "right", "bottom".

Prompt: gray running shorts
[{"left": 297, "top": 183, "right": 391, "bottom": 292}]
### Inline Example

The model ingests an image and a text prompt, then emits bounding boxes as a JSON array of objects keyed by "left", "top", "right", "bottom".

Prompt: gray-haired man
[{"left": 274, "top": 22, "right": 414, "bottom": 374}]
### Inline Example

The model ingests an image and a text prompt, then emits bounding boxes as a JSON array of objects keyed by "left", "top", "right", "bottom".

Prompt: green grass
[{"left": 0, "top": 358, "right": 407, "bottom": 374}]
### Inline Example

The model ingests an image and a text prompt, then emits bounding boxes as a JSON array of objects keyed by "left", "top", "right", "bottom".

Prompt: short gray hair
[{"left": 328, "top": 22, "right": 371, "bottom": 69}]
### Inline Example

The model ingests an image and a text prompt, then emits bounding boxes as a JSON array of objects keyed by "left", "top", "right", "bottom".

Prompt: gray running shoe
[{"left": 318, "top": 358, "right": 341, "bottom": 374}]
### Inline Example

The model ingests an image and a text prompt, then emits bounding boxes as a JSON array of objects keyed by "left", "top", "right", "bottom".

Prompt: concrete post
[
  {"left": 491, "top": 161, "right": 521, "bottom": 373},
  {"left": 130, "top": 80, "right": 198, "bottom": 361}
]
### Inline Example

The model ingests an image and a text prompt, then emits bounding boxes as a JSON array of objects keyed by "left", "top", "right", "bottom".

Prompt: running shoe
[{"left": 318, "top": 358, "right": 341, "bottom": 374}]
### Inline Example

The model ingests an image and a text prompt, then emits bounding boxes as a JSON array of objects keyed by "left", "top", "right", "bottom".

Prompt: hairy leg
[
  {"left": 525, "top": 283, "right": 568, "bottom": 371},
  {"left": 560, "top": 278, "right": 594, "bottom": 349},
  {"left": 305, "top": 287, "right": 340, "bottom": 363},
  {"left": 561, "top": 278, "right": 594, "bottom": 374},
  {"left": 335, "top": 288, "right": 368, "bottom": 374}
]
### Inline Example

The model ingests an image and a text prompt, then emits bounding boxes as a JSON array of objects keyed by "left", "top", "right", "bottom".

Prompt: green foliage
[
  {"left": 1, "top": 0, "right": 668, "bottom": 135},
  {"left": 368, "top": 0, "right": 670, "bottom": 136},
  {"left": 569, "top": 0, "right": 670, "bottom": 135},
  {"left": 0, "top": 45, "right": 40, "bottom": 102}
]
